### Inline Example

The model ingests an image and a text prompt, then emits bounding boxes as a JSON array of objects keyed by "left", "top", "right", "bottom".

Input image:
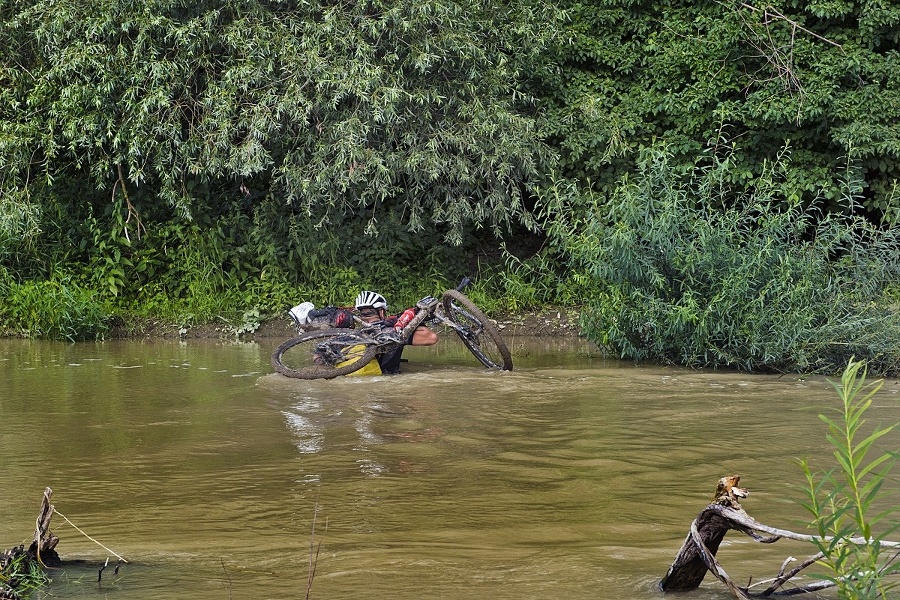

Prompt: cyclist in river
[{"left": 354, "top": 290, "right": 438, "bottom": 375}]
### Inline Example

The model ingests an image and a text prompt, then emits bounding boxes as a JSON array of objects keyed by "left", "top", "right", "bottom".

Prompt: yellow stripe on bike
[{"left": 337, "top": 344, "right": 382, "bottom": 377}]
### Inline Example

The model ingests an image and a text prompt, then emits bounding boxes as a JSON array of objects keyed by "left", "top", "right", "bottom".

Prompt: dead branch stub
[
  {"left": 27, "top": 487, "right": 61, "bottom": 567},
  {"left": 660, "top": 475, "right": 751, "bottom": 593}
]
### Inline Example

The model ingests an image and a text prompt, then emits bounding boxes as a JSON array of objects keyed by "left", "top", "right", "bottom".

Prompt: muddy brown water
[{"left": 1, "top": 336, "right": 898, "bottom": 599}]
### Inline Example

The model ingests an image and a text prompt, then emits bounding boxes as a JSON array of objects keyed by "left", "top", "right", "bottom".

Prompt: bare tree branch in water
[{"left": 660, "top": 476, "right": 900, "bottom": 598}]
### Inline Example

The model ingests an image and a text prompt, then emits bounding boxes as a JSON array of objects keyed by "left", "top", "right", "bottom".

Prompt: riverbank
[{"left": 107, "top": 306, "right": 585, "bottom": 341}]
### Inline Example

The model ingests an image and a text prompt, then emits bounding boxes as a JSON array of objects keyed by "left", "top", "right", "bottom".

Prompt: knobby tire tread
[
  {"left": 271, "top": 329, "right": 379, "bottom": 379},
  {"left": 441, "top": 289, "right": 513, "bottom": 371}
]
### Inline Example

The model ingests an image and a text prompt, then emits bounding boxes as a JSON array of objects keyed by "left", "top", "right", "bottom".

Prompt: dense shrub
[
  {"left": 532, "top": 0, "right": 900, "bottom": 218},
  {"left": 1, "top": 273, "right": 108, "bottom": 341},
  {"left": 544, "top": 146, "right": 900, "bottom": 376}
]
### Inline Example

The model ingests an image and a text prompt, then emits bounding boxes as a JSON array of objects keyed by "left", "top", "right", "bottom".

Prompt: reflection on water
[
  {"left": 284, "top": 398, "right": 325, "bottom": 454},
  {"left": 1, "top": 336, "right": 898, "bottom": 600}
]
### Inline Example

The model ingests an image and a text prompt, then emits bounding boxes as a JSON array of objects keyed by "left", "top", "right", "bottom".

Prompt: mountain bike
[{"left": 271, "top": 281, "right": 513, "bottom": 379}]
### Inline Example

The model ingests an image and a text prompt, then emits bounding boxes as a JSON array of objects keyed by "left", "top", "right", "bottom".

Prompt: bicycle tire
[
  {"left": 441, "top": 289, "right": 513, "bottom": 371},
  {"left": 271, "top": 329, "right": 379, "bottom": 380}
]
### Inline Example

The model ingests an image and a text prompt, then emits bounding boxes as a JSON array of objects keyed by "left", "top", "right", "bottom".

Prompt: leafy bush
[
  {"left": 1, "top": 273, "right": 108, "bottom": 341},
  {"left": 1, "top": 0, "right": 555, "bottom": 245},
  {"left": 545, "top": 146, "right": 900, "bottom": 375},
  {"left": 532, "top": 0, "right": 900, "bottom": 217}
]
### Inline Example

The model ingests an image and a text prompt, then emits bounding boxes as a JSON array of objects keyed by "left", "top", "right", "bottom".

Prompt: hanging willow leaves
[{"left": 1, "top": 0, "right": 559, "bottom": 244}]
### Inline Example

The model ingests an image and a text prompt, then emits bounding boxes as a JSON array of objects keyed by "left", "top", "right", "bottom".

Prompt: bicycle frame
[
  {"left": 272, "top": 281, "right": 512, "bottom": 379},
  {"left": 348, "top": 299, "right": 455, "bottom": 357}
]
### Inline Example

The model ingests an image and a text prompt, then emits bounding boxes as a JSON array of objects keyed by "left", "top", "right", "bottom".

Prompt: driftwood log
[
  {"left": 28, "top": 487, "right": 61, "bottom": 567},
  {"left": 659, "top": 475, "right": 900, "bottom": 598},
  {"left": 659, "top": 475, "right": 753, "bottom": 595}
]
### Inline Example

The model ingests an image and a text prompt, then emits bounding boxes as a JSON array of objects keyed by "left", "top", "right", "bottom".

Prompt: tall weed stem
[{"left": 801, "top": 358, "right": 899, "bottom": 599}]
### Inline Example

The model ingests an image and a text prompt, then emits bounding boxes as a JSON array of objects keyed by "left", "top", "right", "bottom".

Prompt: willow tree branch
[{"left": 115, "top": 163, "right": 145, "bottom": 242}]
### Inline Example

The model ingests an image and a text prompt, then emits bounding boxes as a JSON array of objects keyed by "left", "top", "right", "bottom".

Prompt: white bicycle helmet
[{"left": 355, "top": 290, "right": 388, "bottom": 310}]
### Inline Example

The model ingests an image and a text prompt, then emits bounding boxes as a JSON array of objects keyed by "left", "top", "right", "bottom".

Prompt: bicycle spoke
[
  {"left": 441, "top": 290, "right": 512, "bottom": 370},
  {"left": 272, "top": 330, "right": 379, "bottom": 379}
]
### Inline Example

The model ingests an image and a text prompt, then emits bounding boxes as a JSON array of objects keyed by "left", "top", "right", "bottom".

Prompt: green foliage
[
  {"left": 545, "top": 145, "right": 900, "bottom": 376},
  {"left": 531, "top": 0, "right": 900, "bottom": 217},
  {"left": 0, "top": 547, "right": 51, "bottom": 598},
  {"left": 5, "top": 0, "right": 900, "bottom": 349},
  {"left": 0, "top": 272, "right": 108, "bottom": 341},
  {"left": 84, "top": 203, "right": 133, "bottom": 298},
  {"left": 1, "top": 0, "right": 556, "bottom": 246},
  {"left": 800, "top": 358, "right": 900, "bottom": 599},
  {"left": 497, "top": 246, "right": 592, "bottom": 312}
]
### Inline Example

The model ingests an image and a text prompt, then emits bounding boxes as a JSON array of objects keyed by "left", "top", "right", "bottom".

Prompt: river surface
[{"left": 1, "top": 336, "right": 899, "bottom": 600}]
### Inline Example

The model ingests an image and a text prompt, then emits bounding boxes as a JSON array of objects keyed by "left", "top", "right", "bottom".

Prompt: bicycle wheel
[
  {"left": 271, "top": 329, "right": 379, "bottom": 379},
  {"left": 441, "top": 289, "right": 513, "bottom": 371}
]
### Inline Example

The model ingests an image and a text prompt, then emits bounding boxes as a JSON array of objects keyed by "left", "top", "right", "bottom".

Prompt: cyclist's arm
[{"left": 410, "top": 326, "right": 438, "bottom": 346}]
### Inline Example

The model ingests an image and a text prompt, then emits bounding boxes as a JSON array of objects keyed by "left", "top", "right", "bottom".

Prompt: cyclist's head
[{"left": 355, "top": 291, "right": 388, "bottom": 320}]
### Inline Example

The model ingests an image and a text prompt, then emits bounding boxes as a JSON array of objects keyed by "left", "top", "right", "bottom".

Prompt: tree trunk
[
  {"left": 659, "top": 475, "right": 753, "bottom": 598},
  {"left": 659, "top": 508, "right": 737, "bottom": 591}
]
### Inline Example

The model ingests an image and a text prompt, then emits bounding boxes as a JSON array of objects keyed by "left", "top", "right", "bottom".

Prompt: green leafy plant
[
  {"left": 1, "top": 272, "right": 108, "bottom": 341},
  {"left": 801, "top": 358, "right": 900, "bottom": 598},
  {"left": 0, "top": 547, "right": 51, "bottom": 597},
  {"left": 234, "top": 308, "right": 261, "bottom": 337},
  {"left": 547, "top": 145, "right": 900, "bottom": 376}
]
